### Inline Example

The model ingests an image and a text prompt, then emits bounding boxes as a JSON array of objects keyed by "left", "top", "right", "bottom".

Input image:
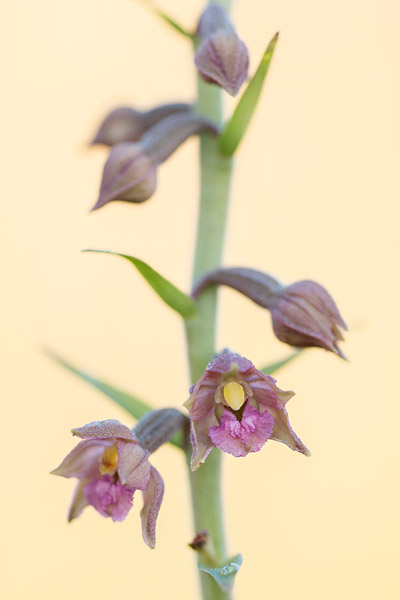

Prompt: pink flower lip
[
  {"left": 209, "top": 403, "right": 274, "bottom": 457},
  {"left": 84, "top": 475, "right": 134, "bottom": 522}
]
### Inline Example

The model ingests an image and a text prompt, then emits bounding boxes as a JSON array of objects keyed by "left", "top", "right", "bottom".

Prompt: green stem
[{"left": 184, "top": 2, "right": 234, "bottom": 598}]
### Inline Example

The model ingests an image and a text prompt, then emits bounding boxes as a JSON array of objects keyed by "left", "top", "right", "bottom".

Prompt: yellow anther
[
  {"left": 99, "top": 443, "right": 119, "bottom": 475},
  {"left": 223, "top": 382, "right": 245, "bottom": 411}
]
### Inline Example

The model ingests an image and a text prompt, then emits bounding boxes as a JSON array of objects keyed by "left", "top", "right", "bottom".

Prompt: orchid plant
[{"left": 51, "top": 2, "right": 346, "bottom": 599}]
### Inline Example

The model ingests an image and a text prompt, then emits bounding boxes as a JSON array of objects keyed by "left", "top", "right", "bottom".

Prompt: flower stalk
[
  {"left": 185, "top": 2, "right": 234, "bottom": 598},
  {"left": 51, "top": 1, "right": 348, "bottom": 598}
]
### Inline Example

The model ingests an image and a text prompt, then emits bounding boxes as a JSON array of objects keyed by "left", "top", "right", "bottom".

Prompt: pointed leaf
[
  {"left": 198, "top": 554, "right": 243, "bottom": 593},
  {"left": 45, "top": 349, "right": 185, "bottom": 451},
  {"left": 219, "top": 32, "right": 279, "bottom": 156},
  {"left": 83, "top": 250, "right": 196, "bottom": 319},
  {"left": 153, "top": 8, "right": 193, "bottom": 39},
  {"left": 135, "top": 1, "right": 193, "bottom": 39},
  {"left": 260, "top": 348, "right": 304, "bottom": 375}
]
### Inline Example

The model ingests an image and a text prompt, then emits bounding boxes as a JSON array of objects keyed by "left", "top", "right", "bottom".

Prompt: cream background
[{"left": 2, "top": 0, "right": 399, "bottom": 598}]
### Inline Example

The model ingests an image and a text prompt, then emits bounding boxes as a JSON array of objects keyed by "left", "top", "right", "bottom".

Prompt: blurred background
[{"left": 2, "top": 0, "right": 399, "bottom": 598}]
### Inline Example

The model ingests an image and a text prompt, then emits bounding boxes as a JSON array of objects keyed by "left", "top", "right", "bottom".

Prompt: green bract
[
  {"left": 83, "top": 250, "right": 197, "bottom": 318},
  {"left": 219, "top": 32, "right": 279, "bottom": 156},
  {"left": 198, "top": 554, "right": 243, "bottom": 593}
]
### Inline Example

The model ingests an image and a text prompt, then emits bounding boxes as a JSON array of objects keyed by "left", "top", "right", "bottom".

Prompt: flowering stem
[{"left": 184, "top": 3, "right": 234, "bottom": 599}]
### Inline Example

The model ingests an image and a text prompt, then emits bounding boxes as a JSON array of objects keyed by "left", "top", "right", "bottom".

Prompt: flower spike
[
  {"left": 193, "top": 267, "right": 347, "bottom": 358},
  {"left": 184, "top": 352, "right": 309, "bottom": 471}
]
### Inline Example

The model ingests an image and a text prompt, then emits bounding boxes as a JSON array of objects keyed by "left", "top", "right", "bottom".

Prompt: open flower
[
  {"left": 51, "top": 419, "right": 163, "bottom": 548},
  {"left": 184, "top": 353, "right": 309, "bottom": 470}
]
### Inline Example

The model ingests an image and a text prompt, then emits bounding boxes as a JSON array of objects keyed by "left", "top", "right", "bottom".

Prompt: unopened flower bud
[
  {"left": 194, "top": 4, "right": 249, "bottom": 97},
  {"left": 193, "top": 267, "right": 347, "bottom": 358},
  {"left": 92, "top": 143, "right": 157, "bottom": 210},
  {"left": 91, "top": 103, "right": 192, "bottom": 146},
  {"left": 92, "top": 113, "right": 218, "bottom": 210},
  {"left": 269, "top": 280, "right": 348, "bottom": 358}
]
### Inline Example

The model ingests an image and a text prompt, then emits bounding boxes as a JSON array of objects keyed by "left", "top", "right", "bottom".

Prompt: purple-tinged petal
[
  {"left": 141, "top": 466, "right": 164, "bottom": 549},
  {"left": 117, "top": 440, "right": 151, "bottom": 490},
  {"left": 93, "top": 143, "right": 158, "bottom": 210},
  {"left": 286, "top": 281, "right": 347, "bottom": 329},
  {"left": 51, "top": 439, "right": 109, "bottom": 479},
  {"left": 267, "top": 406, "right": 310, "bottom": 456},
  {"left": 92, "top": 107, "right": 145, "bottom": 146},
  {"left": 271, "top": 306, "right": 344, "bottom": 356},
  {"left": 187, "top": 383, "right": 219, "bottom": 420},
  {"left": 270, "top": 280, "right": 347, "bottom": 357},
  {"left": 68, "top": 480, "right": 89, "bottom": 522},
  {"left": 84, "top": 475, "right": 134, "bottom": 522},
  {"left": 72, "top": 419, "right": 136, "bottom": 441},
  {"left": 195, "top": 32, "right": 249, "bottom": 97},
  {"left": 209, "top": 405, "right": 274, "bottom": 457},
  {"left": 190, "top": 410, "right": 219, "bottom": 471},
  {"left": 196, "top": 4, "right": 234, "bottom": 38},
  {"left": 208, "top": 353, "right": 254, "bottom": 377},
  {"left": 248, "top": 374, "right": 294, "bottom": 409}
]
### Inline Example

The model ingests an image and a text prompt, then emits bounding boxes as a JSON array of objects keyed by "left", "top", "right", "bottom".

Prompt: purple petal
[
  {"left": 93, "top": 143, "right": 158, "bottom": 210},
  {"left": 248, "top": 374, "right": 294, "bottom": 409},
  {"left": 68, "top": 480, "right": 89, "bottom": 522},
  {"left": 51, "top": 439, "right": 109, "bottom": 479},
  {"left": 72, "top": 419, "right": 136, "bottom": 441},
  {"left": 117, "top": 440, "right": 151, "bottom": 490},
  {"left": 287, "top": 281, "right": 347, "bottom": 329},
  {"left": 189, "top": 409, "right": 219, "bottom": 471},
  {"left": 267, "top": 406, "right": 310, "bottom": 456},
  {"left": 207, "top": 352, "right": 254, "bottom": 377},
  {"left": 188, "top": 384, "right": 219, "bottom": 420},
  {"left": 141, "top": 466, "right": 164, "bottom": 549},
  {"left": 84, "top": 475, "right": 134, "bottom": 522},
  {"left": 195, "top": 32, "right": 249, "bottom": 97},
  {"left": 270, "top": 280, "right": 347, "bottom": 357},
  {"left": 209, "top": 405, "right": 274, "bottom": 457}
]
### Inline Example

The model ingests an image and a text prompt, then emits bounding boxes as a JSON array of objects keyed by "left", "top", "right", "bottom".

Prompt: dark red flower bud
[
  {"left": 194, "top": 4, "right": 249, "bottom": 97},
  {"left": 92, "top": 113, "right": 218, "bottom": 210},
  {"left": 193, "top": 267, "right": 347, "bottom": 358}
]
